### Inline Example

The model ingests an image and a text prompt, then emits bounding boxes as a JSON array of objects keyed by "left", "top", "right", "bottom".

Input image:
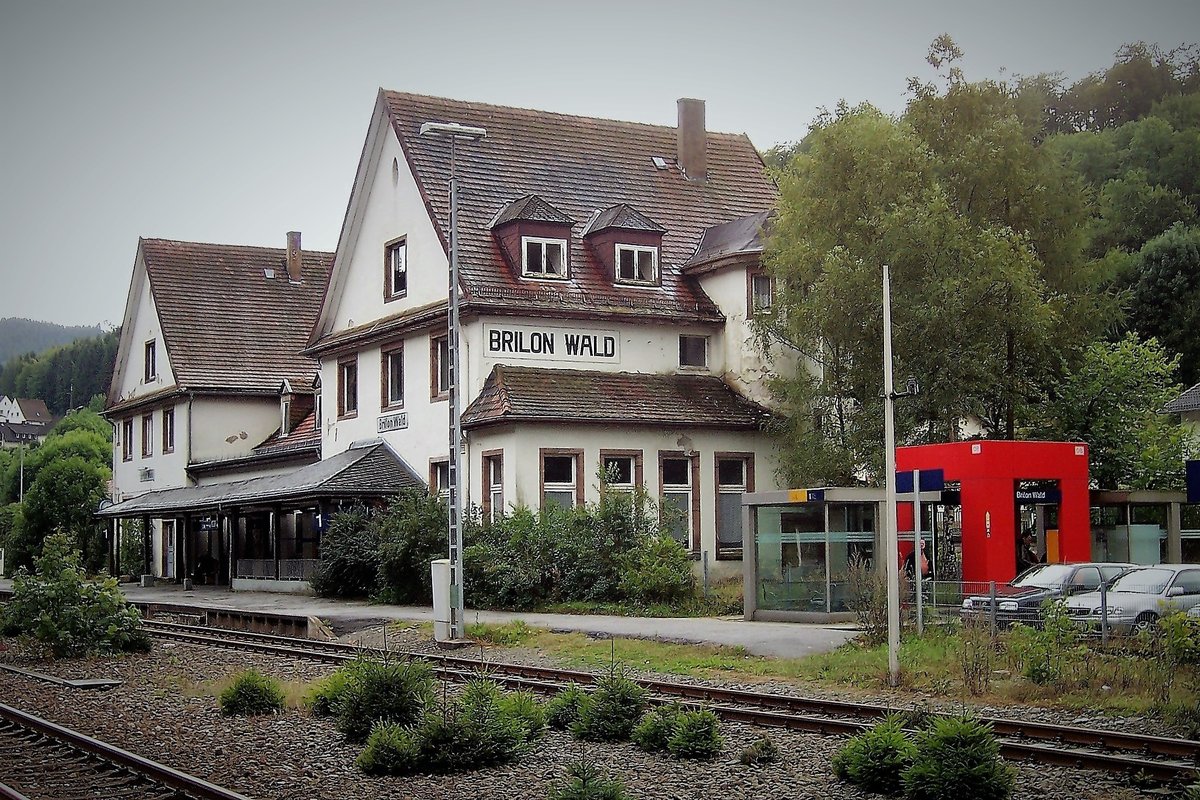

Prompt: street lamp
[{"left": 420, "top": 120, "right": 486, "bottom": 642}]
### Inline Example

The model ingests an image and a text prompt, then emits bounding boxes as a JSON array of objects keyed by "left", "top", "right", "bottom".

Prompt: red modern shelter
[{"left": 896, "top": 441, "right": 1091, "bottom": 584}]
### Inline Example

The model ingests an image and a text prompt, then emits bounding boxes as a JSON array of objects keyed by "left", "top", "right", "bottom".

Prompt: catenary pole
[{"left": 883, "top": 265, "right": 901, "bottom": 686}]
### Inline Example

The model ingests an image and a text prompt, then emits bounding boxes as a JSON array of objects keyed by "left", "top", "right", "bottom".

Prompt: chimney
[
  {"left": 677, "top": 98, "right": 707, "bottom": 182},
  {"left": 286, "top": 231, "right": 303, "bottom": 282}
]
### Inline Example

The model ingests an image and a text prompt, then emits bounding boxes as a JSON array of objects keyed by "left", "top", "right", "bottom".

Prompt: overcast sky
[{"left": 1, "top": 0, "right": 1197, "bottom": 326}]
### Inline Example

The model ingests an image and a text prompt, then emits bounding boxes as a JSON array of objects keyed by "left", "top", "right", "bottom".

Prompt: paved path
[{"left": 0, "top": 579, "right": 856, "bottom": 659}]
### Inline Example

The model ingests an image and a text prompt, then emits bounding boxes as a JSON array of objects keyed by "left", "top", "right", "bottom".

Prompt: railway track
[
  {"left": 141, "top": 618, "right": 1200, "bottom": 782},
  {"left": 0, "top": 701, "right": 254, "bottom": 800}
]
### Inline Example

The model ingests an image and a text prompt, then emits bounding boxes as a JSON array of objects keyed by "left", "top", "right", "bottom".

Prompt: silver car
[{"left": 1066, "top": 564, "right": 1200, "bottom": 633}]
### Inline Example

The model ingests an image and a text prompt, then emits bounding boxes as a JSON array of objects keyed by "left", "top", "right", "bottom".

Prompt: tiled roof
[
  {"left": 685, "top": 210, "right": 773, "bottom": 271},
  {"left": 1166, "top": 382, "right": 1200, "bottom": 413},
  {"left": 253, "top": 410, "right": 321, "bottom": 458},
  {"left": 141, "top": 238, "right": 334, "bottom": 393},
  {"left": 461, "top": 365, "right": 773, "bottom": 430},
  {"left": 490, "top": 195, "right": 574, "bottom": 227},
  {"left": 0, "top": 421, "right": 50, "bottom": 443},
  {"left": 582, "top": 203, "right": 666, "bottom": 236},
  {"left": 99, "top": 440, "right": 422, "bottom": 517},
  {"left": 382, "top": 91, "right": 778, "bottom": 322},
  {"left": 15, "top": 398, "right": 52, "bottom": 424}
]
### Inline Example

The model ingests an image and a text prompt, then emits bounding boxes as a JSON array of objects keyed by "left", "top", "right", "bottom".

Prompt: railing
[{"left": 234, "top": 558, "right": 319, "bottom": 581}]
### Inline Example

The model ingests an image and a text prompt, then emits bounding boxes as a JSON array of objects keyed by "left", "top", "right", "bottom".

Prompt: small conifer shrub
[
  {"left": 572, "top": 671, "right": 647, "bottom": 742},
  {"left": 218, "top": 669, "right": 285, "bottom": 716},
  {"left": 831, "top": 714, "right": 916, "bottom": 795}
]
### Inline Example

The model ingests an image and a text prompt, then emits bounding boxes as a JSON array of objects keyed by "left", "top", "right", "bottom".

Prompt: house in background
[
  {"left": 0, "top": 421, "right": 50, "bottom": 449},
  {"left": 305, "top": 91, "right": 797, "bottom": 575},
  {"left": 1168, "top": 382, "right": 1200, "bottom": 446},
  {"left": 0, "top": 396, "right": 55, "bottom": 428},
  {"left": 100, "top": 234, "right": 337, "bottom": 585}
]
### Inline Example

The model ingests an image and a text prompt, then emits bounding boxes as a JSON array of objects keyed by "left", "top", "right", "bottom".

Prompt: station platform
[{"left": 0, "top": 578, "right": 855, "bottom": 659}]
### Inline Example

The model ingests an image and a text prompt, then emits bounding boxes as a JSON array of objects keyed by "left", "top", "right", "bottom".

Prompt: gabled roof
[
  {"left": 380, "top": 91, "right": 778, "bottom": 322},
  {"left": 582, "top": 203, "right": 667, "bottom": 236},
  {"left": 138, "top": 238, "right": 334, "bottom": 396},
  {"left": 15, "top": 398, "right": 52, "bottom": 424},
  {"left": 252, "top": 410, "right": 320, "bottom": 458},
  {"left": 1166, "top": 382, "right": 1200, "bottom": 413},
  {"left": 99, "top": 440, "right": 422, "bottom": 517},
  {"left": 685, "top": 209, "right": 773, "bottom": 272},
  {"left": 490, "top": 195, "right": 574, "bottom": 228},
  {"left": 461, "top": 365, "right": 773, "bottom": 430}
]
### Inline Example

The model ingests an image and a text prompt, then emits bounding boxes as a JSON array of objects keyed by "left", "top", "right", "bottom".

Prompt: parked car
[
  {"left": 1066, "top": 564, "right": 1200, "bottom": 633},
  {"left": 960, "top": 562, "right": 1133, "bottom": 626}
]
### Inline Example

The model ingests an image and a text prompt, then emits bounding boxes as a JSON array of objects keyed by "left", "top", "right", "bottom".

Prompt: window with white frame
[
  {"left": 485, "top": 454, "right": 504, "bottom": 523},
  {"left": 716, "top": 456, "right": 752, "bottom": 549},
  {"left": 385, "top": 237, "right": 407, "bottom": 299},
  {"left": 432, "top": 335, "right": 450, "bottom": 398},
  {"left": 522, "top": 237, "right": 567, "bottom": 279},
  {"left": 141, "top": 413, "right": 153, "bottom": 458},
  {"left": 615, "top": 244, "right": 658, "bottom": 284},
  {"left": 121, "top": 418, "right": 133, "bottom": 462},
  {"left": 660, "top": 455, "right": 694, "bottom": 548},
  {"left": 143, "top": 340, "right": 157, "bottom": 383},
  {"left": 162, "top": 408, "right": 175, "bottom": 454},
  {"left": 338, "top": 356, "right": 358, "bottom": 417},
  {"left": 542, "top": 451, "right": 579, "bottom": 508},
  {"left": 750, "top": 273, "right": 773, "bottom": 313},
  {"left": 679, "top": 334, "right": 708, "bottom": 368},
  {"left": 431, "top": 460, "right": 451, "bottom": 501},
  {"left": 382, "top": 344, "right": 404, "bottom": 409}
]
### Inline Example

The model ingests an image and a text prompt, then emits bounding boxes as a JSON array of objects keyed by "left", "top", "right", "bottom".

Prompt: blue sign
[
  {"left": 1015, "top": 488, "right": 1061, "bottom": 504},
  {"left": 895, "top": 468, "right": 945, "bottom": 494},
  {"left": 1188, "top": 460, "right": 1200, "bottom": 504}
]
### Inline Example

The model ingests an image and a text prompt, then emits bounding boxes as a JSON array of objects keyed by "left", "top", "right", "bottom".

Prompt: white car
[{"left": 1066, "top": 564, "right": 1200, "bottom": 633}]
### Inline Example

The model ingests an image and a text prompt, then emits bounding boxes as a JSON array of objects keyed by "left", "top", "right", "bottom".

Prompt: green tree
[
  {"left": 1, "top": 428, "right": 110, "bottom": 505},
  {"left": 20, "top": 456, "right": 111, "bottom": 571},
  {"left": 1041, "top": 334, "right": 1190, "bottom": 489},
  {"left": 50, "top": 408, "right": 112, "bottom": 442},
  {"left": 1128, "top": 224, "right": 1200, "bottom": 385},
  {"left": 763, "top": 42, "right": 1101, "bottom": 483}
]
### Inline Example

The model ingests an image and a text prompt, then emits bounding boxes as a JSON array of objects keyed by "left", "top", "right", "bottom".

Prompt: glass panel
[
  {"left": 663, "top": 490, "right": 690, "bottom": 545},
  {"left": 755, "top": 505, "right": 828, "bottom": 612},
  {"left": 662, "top": 458, "right": 689, "bottom": 486},
  {"left": 525, "top": 240, "right": 542, "bottom": 273},
  {"left": 390, "top": 242, "right": 407, "bottom": 294},
  {"left": 543, "top": 455, "right": 574, "bottom": 484},
  {"left": 752, "top": 274, "right": 772, "bottom": 310},
  {"left": 387, "top": 350, "right": 404, "bottom": 404},
  {"left": 679, "top": 335, "right": 707, "bottom": 367},
  {"left": 545, "top": 243, "right": 563, "bottom": 275},
  {"left": 604, "top": 456, "right": 633, "bottom": 485},
  {"left": 618, "top": 248, "right": 635, "bottom": 280},
  {"left": 717, "top": 459, "right": 744, "bottom": 487},
  {"left": 717, "top": 493, "right": 741, "bottom": 545},
  {"left": 637, "top": 250, "right": 655, "bottom": 281},
  {"left": 437, "top": 338, "right": 450, "bottom": 392},
  {"left": 544, "top": 489, "right": 575, "bottom": 509}
]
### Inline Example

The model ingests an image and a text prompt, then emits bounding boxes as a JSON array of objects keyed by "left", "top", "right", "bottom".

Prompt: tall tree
[
  {"left": 763, "top": 40, "right": 1103, "bottom": 485},
  {"left": 1128, "top": 224, "right": 1200, "bottom": 386}
]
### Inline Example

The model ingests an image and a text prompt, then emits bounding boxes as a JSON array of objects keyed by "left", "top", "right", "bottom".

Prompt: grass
[
  {"left": 540, "top": 578, "right": 743, "bottom": 618},
  {"left": 157, "top": 671, "right": 312, "bottom": 710}
]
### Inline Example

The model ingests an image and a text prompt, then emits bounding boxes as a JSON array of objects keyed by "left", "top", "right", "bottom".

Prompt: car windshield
[
  {"left": 1109, "top": 568, "right": 1174, "bottom": 594},
  {"left": 1012, "top": 564, "right": 1074, "bottom": 589}
]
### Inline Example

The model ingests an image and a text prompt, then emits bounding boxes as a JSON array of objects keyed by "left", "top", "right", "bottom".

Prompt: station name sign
[
  {"left": 483, "top": 323, "right": 620, "bottom": 363},
  {"left": 1014, "top": 488, "right": 1061, "bottom": 504},
  {"left": 378, "top": 412, "right": 408, "bottom": 433}
]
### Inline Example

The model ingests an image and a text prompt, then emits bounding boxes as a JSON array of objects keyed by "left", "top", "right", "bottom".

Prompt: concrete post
[{"left": 1167, "top": 501, "right": 1183, "bottom": 564}]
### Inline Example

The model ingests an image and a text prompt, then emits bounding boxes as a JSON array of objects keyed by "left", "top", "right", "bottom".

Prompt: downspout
[{"left": 186, "top": 392, "right": 196, "bottom": 486}]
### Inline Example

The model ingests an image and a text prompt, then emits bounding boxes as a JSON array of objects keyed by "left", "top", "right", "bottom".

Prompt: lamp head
[{"left": 419, "top": 122, "right": 487, "bottom": 141}]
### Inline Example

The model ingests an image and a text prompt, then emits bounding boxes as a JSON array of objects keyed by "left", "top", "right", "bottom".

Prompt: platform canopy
[{"left": 97, "top": 440, "right": 423, "bottom": 518}]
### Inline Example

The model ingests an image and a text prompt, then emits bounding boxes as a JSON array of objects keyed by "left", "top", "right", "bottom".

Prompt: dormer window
[
  {"left": 750, "top": 273, "right": 773, "bottom": 313},
  {"left": 385, "top": 237, "right": 407, "bottom": 301},
  {"left": 522, "top": 237, "right": 567, "bottom": 279},
  {"left": 616, "top": 245, "right": 658, "bottom": 284}
]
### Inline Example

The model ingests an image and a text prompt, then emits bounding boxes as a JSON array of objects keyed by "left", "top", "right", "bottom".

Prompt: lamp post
[{"left": 420, "top": 121, "right": 486, "bottom": 642}]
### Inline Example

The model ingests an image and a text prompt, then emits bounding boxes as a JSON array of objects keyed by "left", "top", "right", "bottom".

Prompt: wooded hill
[{"left": 0, "top": 318, "right": 104, "bottom": 366}]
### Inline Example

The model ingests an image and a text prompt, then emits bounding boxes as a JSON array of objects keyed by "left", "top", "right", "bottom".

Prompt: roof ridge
[
  {"left": 141, "top": 237, "right": 335, "bottom": 257},
  {"left": 381, "top": 90, "right": 753, "bottom": 139}
]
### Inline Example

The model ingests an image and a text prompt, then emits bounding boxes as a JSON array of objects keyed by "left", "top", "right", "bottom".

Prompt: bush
[
  {"left": 219, "top": 669, "right": 285, "bottom": 716},
  {"left": 549, "top": 761, "right": 631, "bottom": 800},
  {"left": 831, "top": 715, "right": 916, "bottom": 795},
  {"left": 498, "top": 690, "right": 546, "bottom": 741},
  {"left": 632, "top": 703, "right": 683, "bottom": 753},
  {"left": 618, "top": 535, "right": 695, "bottom": 606},
  {"left": 901, "top": 715, "right": 1015, "bottom": 800},
  {"left": 311, "top": 507, "right": 380, "bottom": 598},
  {"left": 573, "top": 671, "right": 647, "bottom": 742},
  {"left": 335, "top": 657, "right": 435, "bottom": 743},
  {"left": 845, "top": 554, "right": 889, "bottom": 647},
  {"left": 304, "top": 669, "right": 352, "bottom": 717},
  {"left": 667, "top": 709, "right": 724, "bottom": 760},
  {"left": 118, "top": 518, "right": 146, "bottom": 577},
  {"left": 375, "top": 490, "right": 448, "bottom": 605},
  {"left": 739, "top": 736, "right": 781, "bottom": 766},
  {"left": 546, "top": 684, "right": 587, "bottom": 730},
  {"left": 356, "top": 679, "right": 530, "bottom": 776},
  {"left": 0, "top": 533, "right": 145, "bottom": 657}
]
